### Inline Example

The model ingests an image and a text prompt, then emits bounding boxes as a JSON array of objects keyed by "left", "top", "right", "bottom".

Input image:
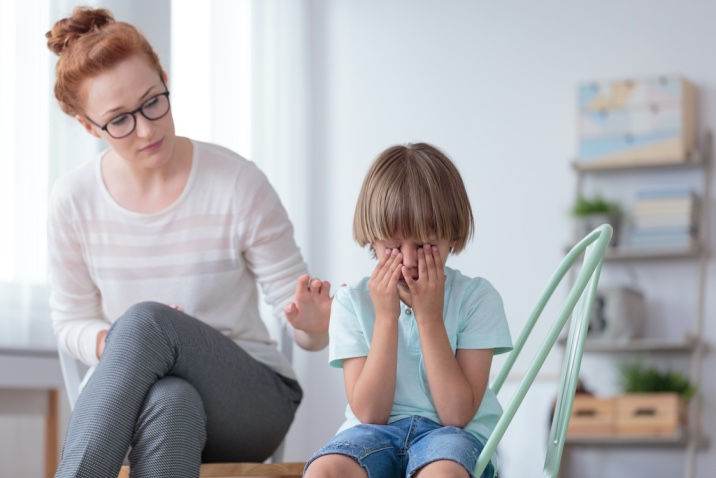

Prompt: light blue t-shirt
[{"left": 329, "top": 266, "right": 513, "bottom": 446}]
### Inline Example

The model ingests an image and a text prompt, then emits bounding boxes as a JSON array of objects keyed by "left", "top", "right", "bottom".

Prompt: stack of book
[{"left": 627, "top": 189, "right": 698, "bottom": 251}]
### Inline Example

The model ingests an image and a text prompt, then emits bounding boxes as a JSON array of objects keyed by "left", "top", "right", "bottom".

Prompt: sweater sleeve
[
  {"left": 47, "top": 179, "right": 108, "bottom": 367},
  {"left": 234, "top": 162, "right": 309, "bottom": 328}
]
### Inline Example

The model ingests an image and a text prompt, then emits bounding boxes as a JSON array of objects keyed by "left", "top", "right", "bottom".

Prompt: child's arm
[
  {"left": 342, "top": 248, "right": 403, "bottom": 424},
  {"left": 404, "top": 245, "right": 492, "bottom": 428}
]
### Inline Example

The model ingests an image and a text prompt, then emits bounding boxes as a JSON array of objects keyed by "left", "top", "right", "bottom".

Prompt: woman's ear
[{"left": 75, "top": 115, "right": 102, "bottom": 138}]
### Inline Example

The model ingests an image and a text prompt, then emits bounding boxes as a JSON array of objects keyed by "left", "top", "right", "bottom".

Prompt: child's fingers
[
  {"left": 402, "top": 265, "right": 416, "bottom": 288},
  {"left": 417, "top": 246, "right": 427, "bottom": 280},
  {"left": 371, "top": 248, "right": 392, "bottom": 280},
  {"left": 423, "top": 244, "right": 437, "bottom": 279},
  {"left": 431, "top": 245, "right": 445, "bottom": 276},
  {"left": 387, "top": 256, "right": 403, "bottom": 286}
]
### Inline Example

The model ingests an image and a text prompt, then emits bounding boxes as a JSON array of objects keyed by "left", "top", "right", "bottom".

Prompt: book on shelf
[{"left": 626, "top": 188, "right": 699, "bottom": 251}]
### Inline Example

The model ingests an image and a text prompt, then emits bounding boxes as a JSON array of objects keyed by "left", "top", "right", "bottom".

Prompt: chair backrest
[
  {"left": 57, "top": 327, "right": 296, "bottom": 463},
  {"left": 474, "top": 224, "right": 613, "bottom": 478},
  {"left": 58, "top": 345, "right": 86, "bottom": 410}
]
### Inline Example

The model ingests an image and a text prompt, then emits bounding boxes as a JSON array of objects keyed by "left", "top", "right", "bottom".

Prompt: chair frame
[{"left": 474, "top": 224, "right": 613, "bottom": 477}]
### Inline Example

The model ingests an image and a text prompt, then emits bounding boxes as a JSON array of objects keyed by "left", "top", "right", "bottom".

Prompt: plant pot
[{"left": 574, "top": 213, "right": 621, "bottom": 247}]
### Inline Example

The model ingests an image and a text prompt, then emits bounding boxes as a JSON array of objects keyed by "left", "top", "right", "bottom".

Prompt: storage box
[
  {"left": 567, "top": 396, "right": 615, "bottom": 437},
  {"left": 615, "top": 393, "right": 686, "bottom": 437},
  {"left": 577, "top": 75, "right": 697, "bottom": 167}
]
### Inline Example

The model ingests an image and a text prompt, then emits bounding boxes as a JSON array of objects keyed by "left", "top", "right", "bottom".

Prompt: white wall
[
  {"left": 6, "top": 1, "right": 715, "bottom": 477},
  {"left": 284, "top": 1, "right": 716, "bottom": 477}
]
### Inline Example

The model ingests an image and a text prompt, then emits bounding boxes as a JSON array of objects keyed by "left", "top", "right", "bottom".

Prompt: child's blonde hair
[{"left": 353, "top": 143, "right": 474, "bottom": 255}]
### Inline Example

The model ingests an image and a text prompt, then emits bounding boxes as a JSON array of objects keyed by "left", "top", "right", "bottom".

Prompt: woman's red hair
[{"left": 46, "top": 7, "right": 164, "bottom": 116}]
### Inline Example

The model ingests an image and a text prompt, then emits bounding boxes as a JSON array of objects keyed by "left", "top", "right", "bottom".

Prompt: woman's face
[{"left": 76, "top": 54, "right": 176, "bottom": 169}]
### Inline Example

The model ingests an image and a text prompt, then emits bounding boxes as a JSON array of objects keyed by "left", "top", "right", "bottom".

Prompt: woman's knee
[
  {"left": 136, "top": 376, "right": 207, "bottom": 441},
  {"left": 108, "top": 301, "right": 172, "bottom": 341}
]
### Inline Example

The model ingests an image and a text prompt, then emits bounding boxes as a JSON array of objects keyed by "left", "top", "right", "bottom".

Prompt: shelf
[
  {"left": 558, "top": 336, "right": 699, "bottom": 353},
  {"left": 564, "top": 243, "right": 702, "bottom": 261},
  {"left": 566, "top": 430, "right": 709, "bottom": 449},
  {"left": 603, "top": 244, "right": 702, "bottom": 261},
  {"left": 565, "top": 433, "right": 691, "bottom": 447},
  {"left": 571, "top": 150, "right": 705, "bottom": 172}
]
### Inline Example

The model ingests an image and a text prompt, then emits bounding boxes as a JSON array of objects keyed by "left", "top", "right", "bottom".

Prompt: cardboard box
[
  {"left": 567, "top": 396, "right": 615, "bottom": 437},
  {"left": 615, "top": 393, "right": 686, "bottom": 437}
]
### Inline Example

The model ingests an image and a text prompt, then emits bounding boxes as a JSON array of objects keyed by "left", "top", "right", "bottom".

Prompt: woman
[{"left": 46, "top": 7, "right": 331, "bottom": 477}]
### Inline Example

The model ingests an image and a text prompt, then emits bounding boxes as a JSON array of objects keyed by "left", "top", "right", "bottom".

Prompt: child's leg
[
  {"left": 303, "top": 454, "right": 367, "bottom": 478},
  {"left": 413, "top": 460, "right": 470, "bottom": 478},
  {"left": 304, "top": 419, "right": 414, "bottom": 478},
  {"left": 407, "top": 417, "right": 494, "bottom": 478}
]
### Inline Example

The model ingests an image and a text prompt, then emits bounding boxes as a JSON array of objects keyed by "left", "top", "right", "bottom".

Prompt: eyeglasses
[{"left": 85, "top": 91, "right": 171, "bottom": 139}]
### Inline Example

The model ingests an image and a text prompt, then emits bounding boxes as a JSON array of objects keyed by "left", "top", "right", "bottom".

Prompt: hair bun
[{"left": 46, "top": 7, "right": 115, "bottom": 56}]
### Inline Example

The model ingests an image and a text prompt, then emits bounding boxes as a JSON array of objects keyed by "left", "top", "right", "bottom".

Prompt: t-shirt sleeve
[
  {"left": 328, "top": 287, "right": 370, "bottom": 368},
  {"left": 457, "top": 278, "right": 513, "bottom": 355}
]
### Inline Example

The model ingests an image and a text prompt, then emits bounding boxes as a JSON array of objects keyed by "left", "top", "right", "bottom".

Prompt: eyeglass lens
[{"left": 106, "top": 93, "right": 170, "bottom": 138}]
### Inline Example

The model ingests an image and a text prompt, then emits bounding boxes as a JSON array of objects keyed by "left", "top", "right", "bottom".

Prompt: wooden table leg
[{"left": 45, "top": 389, "right": 59, "bottom": 478}]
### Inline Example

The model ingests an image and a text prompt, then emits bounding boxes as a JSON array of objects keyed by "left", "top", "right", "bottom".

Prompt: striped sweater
[{"left": 48, "top": 139, "right": 307, "bottom": 379}]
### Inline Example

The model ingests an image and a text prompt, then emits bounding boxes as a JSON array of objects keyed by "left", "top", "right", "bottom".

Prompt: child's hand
[
  {"left": 368, "top": 248, "right": 403, "bottom": 321},
  {"left": 284, "top": 274, "right": 332, "bottom": 336},
  {"left": 402, "top": 245, "right": 445, "bottom": 324}
]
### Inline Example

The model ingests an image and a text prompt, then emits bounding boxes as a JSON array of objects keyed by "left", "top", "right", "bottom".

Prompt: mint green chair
[{"left": 475, "top": 224, "right": 613, "bottom": 477}]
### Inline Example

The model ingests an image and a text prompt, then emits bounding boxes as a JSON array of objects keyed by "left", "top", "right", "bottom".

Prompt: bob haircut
[
  {"left": 353, "top": 143, "right": 474, "bottom": 256},
  {"left": 46, "top": 7, "right": 164, "bottom": 117}
]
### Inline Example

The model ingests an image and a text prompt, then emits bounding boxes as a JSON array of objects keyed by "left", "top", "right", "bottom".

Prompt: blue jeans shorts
[{"left": 305, "top": 416, "right": 495, "bottom": 478}]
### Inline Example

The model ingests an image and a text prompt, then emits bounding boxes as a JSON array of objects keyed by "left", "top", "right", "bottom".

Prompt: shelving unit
[
  {"left": 559, "top": 335, "right": 699, "bottom": 353},
  {"left": 564, "top": 131, "right": 712, "bottom": 478}
]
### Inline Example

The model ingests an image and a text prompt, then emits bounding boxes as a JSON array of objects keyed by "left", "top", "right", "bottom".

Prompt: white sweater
[{"left": 48, "top": 140, "right": 307, "bottom": 379}]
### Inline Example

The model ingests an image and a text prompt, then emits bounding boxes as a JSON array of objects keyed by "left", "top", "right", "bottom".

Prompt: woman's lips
[{"left": 141, "top": 138, "right": 163, "bottom": 153}]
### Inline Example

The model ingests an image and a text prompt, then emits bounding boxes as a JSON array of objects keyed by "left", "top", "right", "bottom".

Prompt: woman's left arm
[{"left": 237, "top": 162, "right": 330, "bottom": 350}]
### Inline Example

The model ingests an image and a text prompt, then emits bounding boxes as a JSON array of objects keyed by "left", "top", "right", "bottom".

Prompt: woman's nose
[{"left": 135, "top": 114, "right": 156, "bottom": 138}]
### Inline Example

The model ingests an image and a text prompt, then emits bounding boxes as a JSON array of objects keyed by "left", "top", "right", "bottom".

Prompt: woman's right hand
[
  {"left": 368, "top": 248, "right": 403, "bottom": 321},
  {"left": 96, "top": 329, "right": 108, "bottom": 359}
]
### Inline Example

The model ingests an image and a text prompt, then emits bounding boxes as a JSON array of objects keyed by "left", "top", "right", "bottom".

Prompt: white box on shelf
[{"left": 577, "top": 75, "right": 697, "bottom": 168}]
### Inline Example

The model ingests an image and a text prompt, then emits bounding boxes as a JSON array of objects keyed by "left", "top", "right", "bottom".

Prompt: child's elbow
[
  {"left": 355, "top": 411, "right": 390, "bottom": 426},
  {"left": 439, "top": 408, "right": 477, "bottom": 429},
  {"left": 440, "top": 416, "right": 471, "bottom": 429}
]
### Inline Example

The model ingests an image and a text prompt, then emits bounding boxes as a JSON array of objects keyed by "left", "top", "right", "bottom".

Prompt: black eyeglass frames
[{"left": 85, "top": 91, "right": 171, "bottom": 139}]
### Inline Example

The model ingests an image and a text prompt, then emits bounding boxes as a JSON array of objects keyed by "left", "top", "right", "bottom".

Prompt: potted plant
[
  {"left": 571, "top": 193, "right": 622, "bottom": 246},
  {"left": 615, "top": 362, "right": 695, "bottom": 437},
  {"left": 618, "top": 362, "right": 696, "bottom": 399}
]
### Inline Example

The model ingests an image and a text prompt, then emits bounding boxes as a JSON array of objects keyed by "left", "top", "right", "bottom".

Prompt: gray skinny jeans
[{"left": 55, "top": 301, "right": 303, "bottom": 478}]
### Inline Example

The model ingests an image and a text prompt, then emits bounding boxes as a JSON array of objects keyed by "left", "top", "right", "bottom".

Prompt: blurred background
[{"left": 1, "top": 1, "right": 714, "bottom": 477}]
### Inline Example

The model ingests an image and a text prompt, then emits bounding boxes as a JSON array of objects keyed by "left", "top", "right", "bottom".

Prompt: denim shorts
[{"left": 305, "top": 416, "right": 495, "bottom": 478}]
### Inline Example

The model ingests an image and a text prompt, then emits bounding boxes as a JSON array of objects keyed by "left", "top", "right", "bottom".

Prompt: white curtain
[
  {"left": 0, "top": 0, "right": 103, "bottom": 344},
  {"left": 0, "top": 0, "right": 312, "bottom": 360}
]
